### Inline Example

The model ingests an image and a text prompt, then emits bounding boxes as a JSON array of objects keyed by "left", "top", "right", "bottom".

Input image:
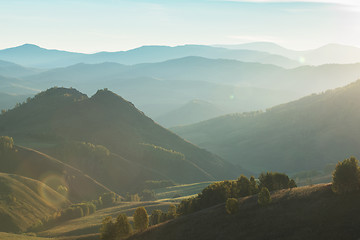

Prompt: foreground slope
[
  {"left": 0, "top": 88, "right": 243, "bottom": 188},
  {"left": 128, "top": 184, "right": 360, "bottom": 240},
  {"left": 173, "top": 80, "right": 360, "bottom": 173},
  {"left": 0, "top": 173, "right": 70, "bottom": 232}
]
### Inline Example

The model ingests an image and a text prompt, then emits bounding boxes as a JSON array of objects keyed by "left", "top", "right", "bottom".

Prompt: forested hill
[
  {"left": 172, "top": 79, "right": 360, "bottom": 173},
  {"left": 0, "top": 87, "right": 246, "bottom": 189}
]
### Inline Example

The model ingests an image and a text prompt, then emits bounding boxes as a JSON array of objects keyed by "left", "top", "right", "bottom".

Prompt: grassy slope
[
  {"left": 38, "top": 201, "right": 174, "bottom": 238},
  {"left": 173, "top": 80, "right": 360, "bottom": 173},
  {"left": 0, "top": 173, "right": 70, "bottom": 233},
  {"left": 128, "top": 184, "right": 360, "bottom": 240},
  {"left": 0, "top": 146, "right": 112, "bottom": 203}
]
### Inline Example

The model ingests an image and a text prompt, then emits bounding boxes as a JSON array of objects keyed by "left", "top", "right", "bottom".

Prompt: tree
[
  {"left": 166, "top": 204, "right": 177, "bottom": 220},
  {"left": 115, "top": 213, "right": 132, "bottom": 237},
  {"left": 0, "top": 136, "right": 15, "bottom": 152},
  {"left": 150, "top": 209, "right": 163, "bottom": 226},
  {"left": 100, "top": 216, "right": 116, "bottom": 240},
  {"left": 258, "top": 187, "right": 271, "bottom": 206},
  {"left": 226, "top": 198, "right": 238, "bottom": 214},
  {"left": 237, "top": 175, "right": 251, "bottom": 197},
  {"left": 249, "top": 176, "right": 259, "bottom": 194},
  {"left": 332, "top": 157, "right": 360, "bottom": 194},
  {"left": 133, "top": 207, "right": 149, "bottom": 231}
]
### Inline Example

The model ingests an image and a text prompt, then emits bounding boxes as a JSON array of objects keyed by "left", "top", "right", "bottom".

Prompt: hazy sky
[{"left": 1, "top": 0, "right": 359, "bottom": 53}]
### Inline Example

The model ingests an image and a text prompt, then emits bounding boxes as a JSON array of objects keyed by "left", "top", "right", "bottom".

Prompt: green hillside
[
  {"left": 0, "top": 143, "right": 112, "bottom": 202},
  {"left": 128, "top": 184, "right": 360, "bottom": 240},
  {"left": 0, "top": 87, "right": 244, "bottom": 191},
  {"left": 0, "top": 173, "right": 70, "bottom": 233},
  {"left": 172, "top": 80, "right": 360, "bottom": 173}
]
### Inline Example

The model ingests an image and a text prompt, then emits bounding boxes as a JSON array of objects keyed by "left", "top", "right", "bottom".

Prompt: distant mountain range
[
  {"left": 0, "top": 44, "right": 300, "bottom": 68},
  {"left": 172, "top": 80, "right": 360, "bottom": 174},
  {"left": 217, "top": 42, "right": 360, "bottom": 66}
]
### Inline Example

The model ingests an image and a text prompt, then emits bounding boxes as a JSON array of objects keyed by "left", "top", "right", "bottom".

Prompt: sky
[{"left": 0, "top": 0, "right": 360, "bottom": 53}]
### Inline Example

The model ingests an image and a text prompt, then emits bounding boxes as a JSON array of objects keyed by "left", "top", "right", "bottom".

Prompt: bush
[
  {"left": 258, "top": 187, "right": 271, "bottom": 206},
  {"left": 332, "top": 157, "right": 360, "bottom": 194},
  {"left": 226, "top": 198, "right": 238, "bottom": 214},
  {"left": 133, "top": 207, "right": 149, "bottom": 231}
]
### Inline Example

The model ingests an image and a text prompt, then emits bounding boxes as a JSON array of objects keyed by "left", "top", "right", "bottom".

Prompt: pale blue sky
[{"left": 0, "top": 0, "right": 359, "bottom": 52}]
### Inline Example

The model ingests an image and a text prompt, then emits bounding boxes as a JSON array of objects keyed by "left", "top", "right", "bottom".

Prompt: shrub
[
  {"left": 332, "top": 157, "right": 360, "bottom": 194},
  {"left": 258, "top": 187, "right": 271, "bottom": 206},
  {"left": 226, "top": 198, "right": 238, "bottom": 214}
]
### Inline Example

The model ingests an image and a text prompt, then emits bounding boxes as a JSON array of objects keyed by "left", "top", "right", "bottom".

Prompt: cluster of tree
[
  {"left": 101, "top": 192, "right": 118, "bottom": 207},
  {"left": 124, "top": 189, "right": 156, "bottom": 202},
  {"left": 100, "top": 207, "right": 150, "bottom": 240},
  {"left": 56, "top": 202, "right": 96, "bottom": 222},
  {"left": 332, "top": 157, "right": 360, "bottom": 194},
  {"left": 259, "top": 172, "right": 297, "bottom": 191},
  {"left": 178, "top": 173, "right": 295, "bottom": 215},
  {"left": 149, "top": 205, "right": 177, "bottom": 226}
]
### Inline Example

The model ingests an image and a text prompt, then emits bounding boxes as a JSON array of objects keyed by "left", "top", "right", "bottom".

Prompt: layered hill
[
  {"left": 0, "top": 172, "right": 70, "bottom": 233},
  {"left": 0, "top": 88, "right": 244, "bottom": 191},
  {"left": 0, "top": 60, "right": 40, "bottom": 78},
  {"left": 155, "top": 100, "right": 226, "bottom": 128},
  {"left": 128, "top": 184, "right": 360, "bottom": 240},
  {"left": 172, "top": 80, "right": 360, "bottom": 173},
  {"left": 0, "top": 145, "right": 112, "bottom": 202}
]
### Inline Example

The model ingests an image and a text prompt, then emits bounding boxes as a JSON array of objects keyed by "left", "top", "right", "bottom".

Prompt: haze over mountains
[
  {"left": 217, "top": 42, "right": 360, "bottom": 66},
  {"left": 172, "top": 80, "right": 360, "bottom": 174},
  {"left": 1, "top": 45, "right": 360, "bottom": 127},
  {"left": 1, "top": 43, "right": 360, "bottom": 127}
]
